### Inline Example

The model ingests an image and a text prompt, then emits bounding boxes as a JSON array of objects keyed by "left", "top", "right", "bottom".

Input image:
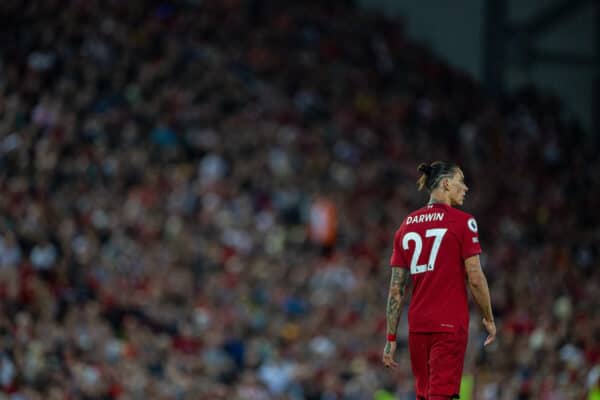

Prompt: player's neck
[{"left": 428, "top": 193, "right": 450, "bottom": 206}]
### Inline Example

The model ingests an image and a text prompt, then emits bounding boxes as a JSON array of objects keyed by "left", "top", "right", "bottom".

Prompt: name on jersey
[{"left": 406, "top": 213, "right": 445, "bottom": 225}]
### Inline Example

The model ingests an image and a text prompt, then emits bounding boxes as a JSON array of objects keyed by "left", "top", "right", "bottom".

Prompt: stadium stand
[{"left": 0, "top": 1, "right": 598, "bottom": 398}]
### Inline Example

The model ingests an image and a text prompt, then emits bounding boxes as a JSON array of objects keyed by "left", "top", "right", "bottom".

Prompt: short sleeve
[
  {"left": 462, "top": 216, "right": 482, "bottom": 260},
  {"left": 390, "top": 228, "right": 408, "bottom": 268}
]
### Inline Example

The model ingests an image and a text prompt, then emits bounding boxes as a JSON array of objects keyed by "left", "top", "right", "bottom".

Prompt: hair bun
[{"left": 418, "top": 163, "right": 433, "bottom": 175}]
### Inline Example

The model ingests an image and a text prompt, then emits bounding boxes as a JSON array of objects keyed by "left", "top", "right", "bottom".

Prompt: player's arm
[
  {"left": 382, "top": 267, "right": 410, "bottom": 368},
  {"left": 465, "top": 255, "right": 496, "bottom": 346},
  {"left": 386, "top": 267, "right": 410, "bottom": 337}
]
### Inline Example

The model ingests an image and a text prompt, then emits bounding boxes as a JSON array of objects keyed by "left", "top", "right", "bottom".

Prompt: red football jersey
[{"left": 390, "top": 203, "right": 482, "bottom": 333}]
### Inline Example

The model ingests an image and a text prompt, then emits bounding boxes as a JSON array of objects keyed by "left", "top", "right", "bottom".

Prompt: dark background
[
  {"left": 361, "top": 0, "right": 598, "bottom": 133},
  {"left": 0, "top": 1, "right": 598, "bottom": 399}
]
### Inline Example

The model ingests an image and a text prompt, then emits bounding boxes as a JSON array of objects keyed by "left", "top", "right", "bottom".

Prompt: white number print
[{"left": 402, "top": 229, "right": 448, "bottom": 275}]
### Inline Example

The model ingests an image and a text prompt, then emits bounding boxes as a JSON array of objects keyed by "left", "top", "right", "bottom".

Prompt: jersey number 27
[{"left": 402, "top": 228, "right": 447, "bottom": 275}]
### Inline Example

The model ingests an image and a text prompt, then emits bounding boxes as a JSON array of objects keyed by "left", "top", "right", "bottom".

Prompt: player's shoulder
[
  {"left": 449, "top": 207, "right": 475, "bottom": 220},
  {"left": 449, "top": 207, "right": 479, "bottom": 232}
]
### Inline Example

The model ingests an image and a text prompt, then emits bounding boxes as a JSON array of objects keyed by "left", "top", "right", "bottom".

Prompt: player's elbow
[
  {"left": 467, "top": 271, "right": 486, "bottom": 290},
  {"left": 389, "top": 287, "right": 401, "bottom": 299},
  {"left": 465, "top": 256, "right": 485, "bottom": 289},
  {"left": 467, "top": 276, "right": 484, "bottom": 290}
]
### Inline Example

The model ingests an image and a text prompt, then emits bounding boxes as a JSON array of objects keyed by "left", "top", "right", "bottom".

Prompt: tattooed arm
[
  {"left": 382, "top": 267, "right": 410, "bottom": 368},
  {"left": 386, "top": 267, "right": 410, "bottom": 337}
]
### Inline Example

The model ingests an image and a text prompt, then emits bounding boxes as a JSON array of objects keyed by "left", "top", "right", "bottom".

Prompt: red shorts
[{"left": 408, "top": 329, "right": 468, "bottom": 399}]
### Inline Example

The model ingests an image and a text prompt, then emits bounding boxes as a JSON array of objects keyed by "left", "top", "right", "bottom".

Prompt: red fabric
[
  {"left": 172, "top": 335, "right": 202, "bottom": 354},
  {"left": 390, "top": 203, "right": 482, "bottom": 333},
  {"left": 107, "top": 382, "right": 124, "bottom": 397},
  {"left": 409, "top": 330, "right": 468, "bottom": 398}
]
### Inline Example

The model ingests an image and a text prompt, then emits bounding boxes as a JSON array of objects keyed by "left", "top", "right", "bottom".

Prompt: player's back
[{"left": 390, "top": 203, "right": 481, "bottom": 333}]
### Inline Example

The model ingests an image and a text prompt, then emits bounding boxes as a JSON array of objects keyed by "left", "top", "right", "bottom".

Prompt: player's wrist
[{"left": 386, "top": 333, "right": 397, "bottom": 342}]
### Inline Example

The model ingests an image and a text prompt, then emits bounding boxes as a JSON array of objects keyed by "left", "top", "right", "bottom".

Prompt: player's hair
[{"left": 417, "top": 161, "right": 459, "bottom": 192}]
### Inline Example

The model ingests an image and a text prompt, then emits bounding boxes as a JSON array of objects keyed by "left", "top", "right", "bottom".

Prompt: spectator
[{"left": 0, "top": 1, "right": 597, "bottom": 398}]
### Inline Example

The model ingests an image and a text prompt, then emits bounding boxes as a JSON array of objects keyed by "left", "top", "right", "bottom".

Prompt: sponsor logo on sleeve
[{"left": 467, "top": 218, "right": 478, "bottom": 233}]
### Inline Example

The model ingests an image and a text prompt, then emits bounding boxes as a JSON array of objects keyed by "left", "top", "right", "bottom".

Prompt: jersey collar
[{"left": 426, "top": 202, "right": 451, "bottom": 211}]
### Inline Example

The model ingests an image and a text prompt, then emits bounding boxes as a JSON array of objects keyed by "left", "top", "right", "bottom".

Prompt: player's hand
[
  {"left": 482, "top": 317, "right": 496, "bottom": 346},
  {"left": 382, "top": 340, "right": 398, "bottom": 369}
]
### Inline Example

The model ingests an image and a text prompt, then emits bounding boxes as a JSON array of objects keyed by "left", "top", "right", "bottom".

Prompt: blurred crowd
[{"left": 0, "top": 0, "right": 599, "bottom": 399}]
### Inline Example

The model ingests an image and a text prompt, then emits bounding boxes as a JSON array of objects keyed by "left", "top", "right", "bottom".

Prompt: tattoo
[
  {"left": 384, "top": 341, "right": 392, "bottom": 354},
  {"left": 386, "top": 268, "right": 409, "bottom": 337}
]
